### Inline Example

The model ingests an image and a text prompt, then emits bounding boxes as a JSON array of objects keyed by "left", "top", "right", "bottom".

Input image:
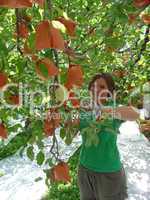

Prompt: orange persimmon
[
  {"left": 128, "top": 14, "right": 137, "bottom": 24},
  {"left": 66, "top": 64, "right": 84, "bottom": 88},
  {"left": 133, "top": 0, "right": 150, "bottom": 8},
  {"left": 44, "top": 108, "right": 61, "bottom": 136},
  {"left": 50, "top": 162, "right": 71, "bottom": 183},
  {"left": 8, "top": 95, "right": 20, "bottom": 105},
  {"left": 35, "top": 20, "right": 65, "bottom": 50},
  {"left": 0, "top": 72, "right": 8, "bottom": 89},
  {"left": 57, "top": 17, "right": 77, "bottom": 37},
  {"left": 0, "top": 123, "right": 8, "bottom": 139},
  {"left": 35, "top": 20, "right": 51, "bottom": 50},
  {"left": 18, "top": 21, "right": 29, "bottom": 38},
  {"left": 0, "top": 0, "right": 32, "bottom": 8},
  {"left": 35, "top": 58, "right": 59, "bottom": 80},
  {"left": 68, "top": 91, "right": 80, "bottom": 108},
  {"left": 44, "top": 119, "right": 55, "bottom": 136},
  {"left": 46, "top": 108, "right": 61, "bottom": 127},
  {"left": 141, "top": 14, "right": 150, "bottom": 25},
  {"left": 63, "top": 91, "right": 80, "bottom": 108}
]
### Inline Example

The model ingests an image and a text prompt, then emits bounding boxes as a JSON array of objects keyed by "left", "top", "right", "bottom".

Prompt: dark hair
[{"left": 88, "top": 73, "right": 115, "bottom": 95}]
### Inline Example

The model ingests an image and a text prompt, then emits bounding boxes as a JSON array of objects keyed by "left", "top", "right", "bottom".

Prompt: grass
[{"left": 41, "top": 147, "right": 81, "bottom": 200}]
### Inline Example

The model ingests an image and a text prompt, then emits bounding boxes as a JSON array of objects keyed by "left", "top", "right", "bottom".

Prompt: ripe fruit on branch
[
  {"left": 0, "top": 0, "right": 32, "bottom": 8},
  {"left": 64, "top": 91, "right": 80, "bottom": 108},
  {"left": 44, "top": 119, "right": 55, "bottom": 137},
  {"left": 128, "top": 13, "right": 138, "bottom": 24},
  {"left": 50, "top": 162, "right": 71, "bottom": 183},
  {"left": 57, "top": 17, "right": 77, "bottom": 37},
  {"left": 8, "top": 94, "right": 20, "bottom": 105},
  {"left": 0, "top": 72, "right": 8, "bottom": 89},
  {"left": 17, "top": 21, "right": 29, "bottom": 38},
  {"left": 35, "top": 20, "right": 65, "bottom": 50},
  {"left": 0, "top": 123, "right": 8, "bottom": 139},
  {"left": 46, "top": 108, "right": 61, "bottom": 127},
  {"left": 35, "top": 58, "right": 59, "bottom": 80},
  {"left": 68, "top": 91, "right": 80, "bottom": 108},
  {"left": 44, "top": 109, "right": 61, "bottom": 137},
  {"left": 133, "top": 0, "right": 150, "bottom": 8},
  {"left": 141, "top": 14, "right": 150, "bottom": 25},
  {"left": 65, "top": 64, "right": 84, "bottom": 89}
]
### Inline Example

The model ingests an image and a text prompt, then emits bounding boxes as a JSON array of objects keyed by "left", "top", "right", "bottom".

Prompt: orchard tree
[{"left": 0, "top": 0, "right": 150, "bottom": 185}]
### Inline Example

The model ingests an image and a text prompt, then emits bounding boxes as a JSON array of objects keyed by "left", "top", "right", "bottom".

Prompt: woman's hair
[{"left": 88, "top": 73, "right": 115, "bottom": 96}]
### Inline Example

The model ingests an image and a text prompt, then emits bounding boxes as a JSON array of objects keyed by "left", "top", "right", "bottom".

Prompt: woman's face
[{"left": 90, "top": 78, "right": 110, "bottom": 105}]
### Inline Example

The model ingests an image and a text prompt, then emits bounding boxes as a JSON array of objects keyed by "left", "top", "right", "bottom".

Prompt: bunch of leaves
[
  {"left": 44, "top": 147, "right": 80, "bottom": 200},
  {"left": 0, "top": 0, "right": 150, "bottom": 186},
  {"left": 80, "top": 111, "right": 117, "bottom": 147},
  {"left": 60, "top": 123, "right": 79, "bottom": 145}
]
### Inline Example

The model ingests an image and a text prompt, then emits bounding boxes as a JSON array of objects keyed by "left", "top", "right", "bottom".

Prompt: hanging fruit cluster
[
  {"left": 1, "top": 0, "right": 149, "bottom": 186},
  {"left": 0, "top": 0, "right": 83, "bottom": 185},
  {"left": 0, "top": 123, "right": 8, "bottom": 139}
]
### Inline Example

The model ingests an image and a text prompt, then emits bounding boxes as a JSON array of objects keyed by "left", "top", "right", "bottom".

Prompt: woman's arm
[
  {"left": 115, "top": 106, "right": 140, "bottom": 121},
  {"left": 102, "top": 106, "right": 140, "bottom": 121}
]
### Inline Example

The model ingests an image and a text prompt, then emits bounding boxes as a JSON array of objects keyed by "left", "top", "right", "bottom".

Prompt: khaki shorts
[{"left": 77, "top": 163, "right": 128, "bottom": 200}]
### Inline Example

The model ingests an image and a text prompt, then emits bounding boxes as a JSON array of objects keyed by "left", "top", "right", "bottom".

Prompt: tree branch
[
  {"left": 15, "top": 9, "right": 23, "bottom": 55},
  {"left": 134, "top": 25, "right": 150, "bottom": 64}
]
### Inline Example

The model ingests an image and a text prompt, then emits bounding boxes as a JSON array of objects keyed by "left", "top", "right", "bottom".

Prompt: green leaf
[
  {"left": 36, "top": 151, "right": 45, "bottom": 165},
  {"left": 27, "top": 32, "right": 36, "bottom": 51},
  {"left": 19, "top": 145, "right": 27, "bottom": 157},
  {"left": 105, "top": 37, "right": 125, "bottom": 49},
  {"left": 0, "top": 38, "right": 8, "bottom": 55},
  {"left": 31, "top": 120, "right": 43, "bottom": 138},
  {"left": 36, "top": 140, "right": 44, "bottom": 148},
  {"left": 45, "top": 158, "right": 53, "bottom": 167},
  {"left": 0, "top": 171, "right": 5, "bottom": 177},
  {"left": 38, "top": 63, "right": 49, "bottom": 78},
  {"left": 7, "top": 123, "right": 22, "bottom": 132},
  {"left": 27, "top": 146, "right": 34, "bottom": 161},
  {"left": 34, "top": 177, "right": 43, "bottom": 182},
  {"left": 65, "top": 131, "right": 72, "bottom": 145},
  {"left": 60, "top": 128, "right": 66, "bottom": 139}
]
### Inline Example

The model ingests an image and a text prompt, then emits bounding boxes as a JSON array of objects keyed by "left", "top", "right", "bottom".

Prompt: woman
[{"left": 66, "top": 73, "right": 139, "bottom": 200}]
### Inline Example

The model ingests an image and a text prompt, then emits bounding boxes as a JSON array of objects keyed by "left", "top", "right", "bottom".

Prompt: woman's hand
[{"left": 116, "top": 106, "right": 140, "bottom": 121}]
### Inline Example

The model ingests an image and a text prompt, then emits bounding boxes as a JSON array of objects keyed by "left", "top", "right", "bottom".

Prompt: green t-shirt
[{"left": 79, "top": 101, "right": 124, "bottom": 172}]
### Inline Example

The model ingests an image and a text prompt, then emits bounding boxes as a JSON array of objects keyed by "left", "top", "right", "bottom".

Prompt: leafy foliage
[{"left": 0, "top": 0, "right": 150, "bottom": 183}]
